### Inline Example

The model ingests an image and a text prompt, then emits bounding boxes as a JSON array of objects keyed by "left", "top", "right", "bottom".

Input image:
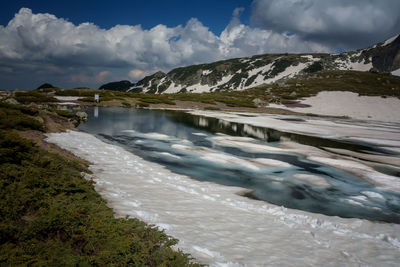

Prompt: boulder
[
  {"left": 76, "top": 111, "right": 88, "bottom": 121},
  {"left": 5, "top": 98, "right": 20, "bottom": 105}
]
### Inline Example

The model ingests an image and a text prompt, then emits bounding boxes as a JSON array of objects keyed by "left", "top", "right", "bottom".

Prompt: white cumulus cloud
[
  {"left": 251, "top": 0, "right": 400, "bottom": 50},
  {"left": 2, "top": 3, "right": 397, "bottom": 89}
]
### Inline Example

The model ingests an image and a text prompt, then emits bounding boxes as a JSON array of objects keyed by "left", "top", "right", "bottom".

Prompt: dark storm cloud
[{"left": 251, "top": 0, "right": 400, "bottom": 50}]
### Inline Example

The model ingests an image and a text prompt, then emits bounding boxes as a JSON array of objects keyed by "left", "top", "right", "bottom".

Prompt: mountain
[
  {"left": 100, "top": 34, "right": 400, "bottom": 93},
  {"left": 37, "top": 83, "right": 57, "bottom": 89},
  {"left": 99, "top": 80, "right": 133, "bottom": 91}
]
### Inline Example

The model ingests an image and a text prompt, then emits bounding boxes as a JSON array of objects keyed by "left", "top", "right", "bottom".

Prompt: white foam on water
[{"left": 47, "top": 130, "right": 400, "bottom": 266}]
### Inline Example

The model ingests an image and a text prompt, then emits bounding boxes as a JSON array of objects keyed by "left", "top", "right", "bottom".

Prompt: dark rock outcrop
[
  {"left": 99, "top": 80, "right": 133, "bottom": 91},
  {"left": 37, "top": 83, "right": 56, "bottom": 89}
]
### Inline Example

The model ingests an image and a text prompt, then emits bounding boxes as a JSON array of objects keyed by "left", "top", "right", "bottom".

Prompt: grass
[
  {"left": 0, "top": 103, "right": 200, "bottom": 266},
  {"left": 14, "top": 91, "right": 59, "bottom": 104},
  {"left": 0, "top": 103, "right": 44, "bottom": 132},
  {"left": 272, "top": 70, "right": 400, "bottom": 98},
  {"left": 51, "top": 109, "right": 78, "bottom": 119}
]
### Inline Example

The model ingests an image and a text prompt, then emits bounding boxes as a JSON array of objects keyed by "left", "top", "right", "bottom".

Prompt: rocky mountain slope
[{"left": 100, "top": 34, "right": 400, "bottom": 94}]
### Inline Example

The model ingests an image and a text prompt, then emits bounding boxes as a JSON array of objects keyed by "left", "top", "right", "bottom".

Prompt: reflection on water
[{"left": 78, "top": 107, "right": 400, "bottom": 223}]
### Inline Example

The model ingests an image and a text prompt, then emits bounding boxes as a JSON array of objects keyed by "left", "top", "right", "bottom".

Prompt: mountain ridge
[{"left": 100, "top": 34, "right": 400, "bottom": 93}]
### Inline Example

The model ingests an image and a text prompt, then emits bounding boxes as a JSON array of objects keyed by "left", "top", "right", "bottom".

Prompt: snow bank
[
  {"left": 47, "top": 130, "right": 400, "bottom": 266},
  {"left": 269, "top": 91, "right": 400, "bottom": 122}
]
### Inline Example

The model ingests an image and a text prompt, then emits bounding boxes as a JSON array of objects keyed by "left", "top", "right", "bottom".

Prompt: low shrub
[
  {"left": 136, "top": 102, "right": 150, "bottom": 108},
  {"left": 53, "top": 109, "right": 77, "bottom": 119},
  {"left": 15, "top": 91, "right": 58, "bottom": 103},
  {"left": 0, "top": 107, "right": 44, "bottom": 132},
  {"left": 281, "top": 99, "right": 298, "bottom": 105},
  {"left": 0, "top": 102, "right": 39, "bottom": 116},
  {"left": 0, "top": 130, "right": 199, "bottom": 266}
]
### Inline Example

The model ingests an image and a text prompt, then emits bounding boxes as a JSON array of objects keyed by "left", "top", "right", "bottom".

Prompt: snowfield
[
  {"left": 47, "top": 130, "right": 400, "bottom": 266},
  {"left": 269, "top": 91, "right": 400, "bottom": 123}
]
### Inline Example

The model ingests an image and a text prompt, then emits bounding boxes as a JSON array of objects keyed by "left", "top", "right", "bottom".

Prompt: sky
[{"left": 0, "top": 0, "right": 399, "bottom": 90}]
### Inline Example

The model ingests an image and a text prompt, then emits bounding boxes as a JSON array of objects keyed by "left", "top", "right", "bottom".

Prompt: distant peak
[{"left": 37, "top": 83, "right": 56, "bottom": 89}]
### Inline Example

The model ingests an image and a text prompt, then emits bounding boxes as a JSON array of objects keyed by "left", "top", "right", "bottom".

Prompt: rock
[
  {"left": 267, "top": 130, "right": 281, "bottom": 142},
  {"left": 252, "top": 98, "right": 263, "bottom": 106},
  {"left": 34, "top": 116, "right": 45, "bottom": 124},
  {"left": 5, "top": 98, "right": 20, "bottom": 105},
  {"left": 57, "top": 105, "right": 68, "bottom": 110},
  {"left": 369, "top": 67, "right": 379, "bottom": 73},
  {"left": 290, "top": 91, "right": 297, "bottom": 97},
  {"left": 76, "top": 111, "right": 88, "bottom": 121}
]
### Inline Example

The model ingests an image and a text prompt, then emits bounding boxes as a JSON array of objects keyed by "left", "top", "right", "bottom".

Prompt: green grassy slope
[{"left": 0, "top": 104, "right": 199, "bottom": 266}]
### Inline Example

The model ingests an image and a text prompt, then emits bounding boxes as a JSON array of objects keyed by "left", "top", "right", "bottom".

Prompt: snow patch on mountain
[
  {"left": 392, "top": 68, "right": 400, "bottom": 76},
  {"left": 100, "top": 34, "right": 400, "bottom": 93},
  {"left": 383, "top": 34, "right": 399, "bottom": 46}
]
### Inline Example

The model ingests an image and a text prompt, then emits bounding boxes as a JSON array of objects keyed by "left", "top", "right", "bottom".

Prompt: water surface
[{"left": 78, "top": 107, "right": 400, "bottom": 223}]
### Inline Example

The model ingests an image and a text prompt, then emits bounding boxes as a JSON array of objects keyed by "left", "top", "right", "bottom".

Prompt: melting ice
[{"left": 46, "top": 107, "right": 400, "bottom": 266}]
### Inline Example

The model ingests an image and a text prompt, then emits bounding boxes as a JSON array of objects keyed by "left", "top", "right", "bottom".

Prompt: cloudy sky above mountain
[{"left": 1, "top": 0, "right": 399, "bottom": 89}]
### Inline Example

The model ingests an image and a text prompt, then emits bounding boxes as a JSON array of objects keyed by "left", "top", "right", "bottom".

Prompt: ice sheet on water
[
  {"left": 293, "top": 174, "right": 330, "bottom": 187},
  {"left": 122, "top": 130, "right": 173, "bottom": 140},
  {"left": 309, "top": 156, "right": 400, "bottom": 193},
  {"left": 192, "top": 132, "right": 208, "bottom": 136},
  {"left": 47, "top": 130, "right": 400, "bottom": 266}
]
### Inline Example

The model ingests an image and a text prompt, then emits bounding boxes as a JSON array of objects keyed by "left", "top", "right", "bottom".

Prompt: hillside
[{"left": 100, "top": 34, "right": 400, "bottom": 93}]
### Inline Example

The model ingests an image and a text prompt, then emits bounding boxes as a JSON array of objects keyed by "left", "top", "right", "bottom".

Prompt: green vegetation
[
  {"left": 269, "top": 58, "right": 293, "bottom": 77},
  {"left": 35, "top": 87, "right": 60, "bottom": 93},
  {"left": 132, "top": 94, "right": 176, "bottom": 105},
  {"left": 121, "top": 101, "right": 131, "bottom": 107},
  {"left": 15, "top": 91, "right": 59, "bottom": 104},
  {"left": 0, "top": 103, "right": 44, "bottom": 132},
  {"left": 18, "top": 68, "right": 400, "bottom": 110},
  {"left": 276, "top": 70, "right": 400, "bottom": 98},
  {"left": 303, "top": 61, "right": 323, "bottom": 73},
  {"left": 52, "top": 109, "right": 78, "bottom": 119},
  {"left": 204, "top": 106, "right": 220, "bottom": 110},
  {"left": 136, "top": 102, "right": 150, "bottom": 108},
  {"left": 168, "top": 92, "right": 256, "bottom": 108},
  {"left": 0, "top": 103, "right": 199, "bottom": 266}
]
